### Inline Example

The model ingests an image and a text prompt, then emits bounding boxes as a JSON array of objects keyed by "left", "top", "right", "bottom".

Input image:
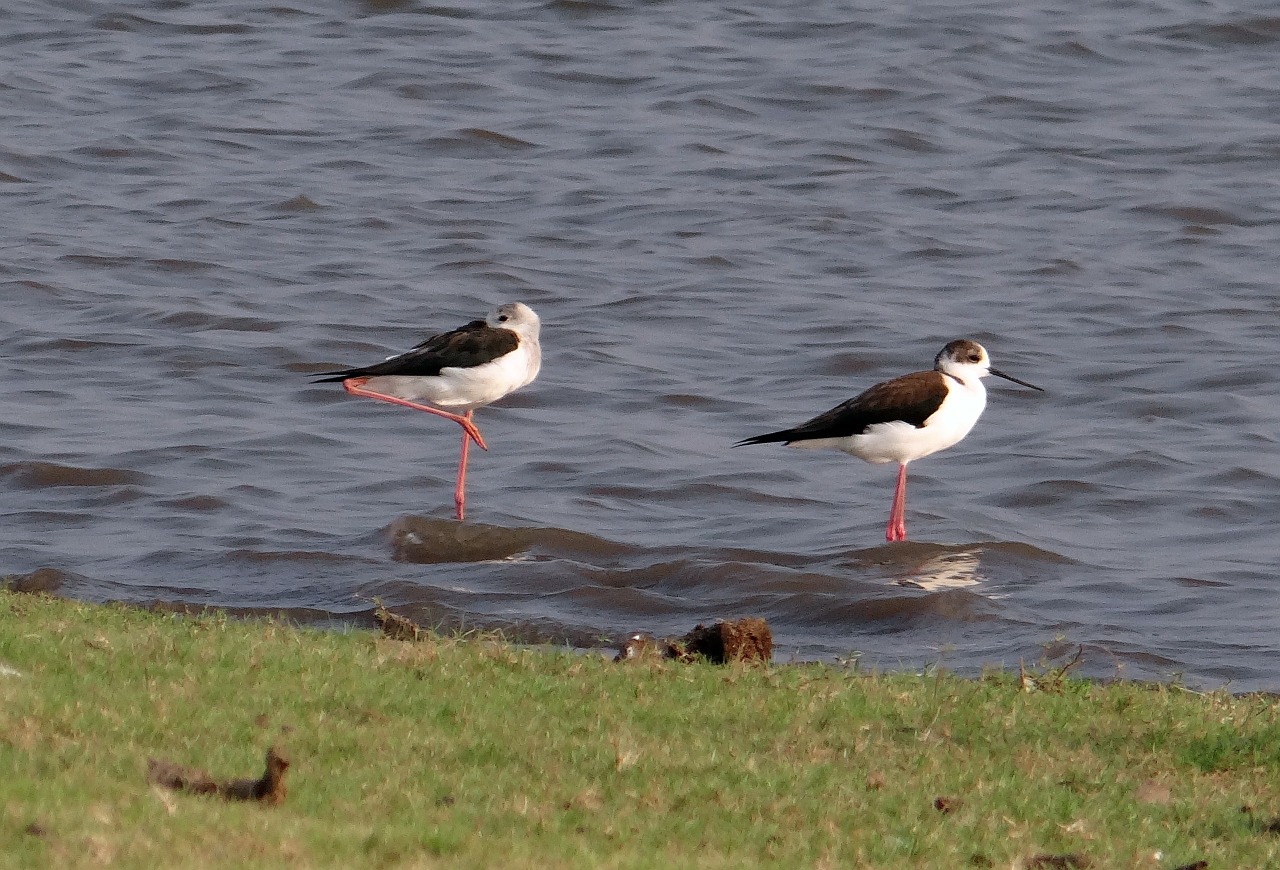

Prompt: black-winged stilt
[
  {"left": 736, "top": 339, "right": 1042, "bottom": 542},
  {"left": 315, "top": 302, "right": 541, "bottom": 521}
]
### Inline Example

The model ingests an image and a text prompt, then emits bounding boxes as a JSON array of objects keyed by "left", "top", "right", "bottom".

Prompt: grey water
[{"left": 3, "top": 0, "right": 1278, "bottom": 688}]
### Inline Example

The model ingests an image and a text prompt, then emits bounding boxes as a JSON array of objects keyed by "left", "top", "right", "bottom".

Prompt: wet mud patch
[
  {"left": 3, "top": 567, "right": 70, "bottom": 595},
  {"left": 387, "top": 516, "right": 632, "bottom": 564},
  {"left": 0, "top": 460, "right": 148, "bottom": 489}
]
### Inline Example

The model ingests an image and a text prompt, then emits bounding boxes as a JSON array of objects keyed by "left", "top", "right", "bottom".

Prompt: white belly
[
  {"left": 363, "top": 345, "right": 539, "bottom": 412},
  {"left": 792, "top": 380, "right": 987, "bottom": 465}
]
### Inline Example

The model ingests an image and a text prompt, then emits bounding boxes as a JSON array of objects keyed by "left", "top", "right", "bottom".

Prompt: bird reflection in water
[{"left": 894, "top": 549, "right": 985, "bottom": 592}]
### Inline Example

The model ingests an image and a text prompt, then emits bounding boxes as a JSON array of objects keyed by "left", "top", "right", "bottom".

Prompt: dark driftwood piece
[
  {"left": 219, "top": 747, "right": 290, "bottom": 804},
  {"left": 146, "top": 758, "right": 218, "bottom": 796},
  {"left": 147, "top": 747, "right": 289, "bottom": 805}
]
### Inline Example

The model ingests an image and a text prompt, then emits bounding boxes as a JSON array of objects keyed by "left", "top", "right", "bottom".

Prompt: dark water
[{"left": 3, "top": 1, "right": 1278, "bottom": 688}]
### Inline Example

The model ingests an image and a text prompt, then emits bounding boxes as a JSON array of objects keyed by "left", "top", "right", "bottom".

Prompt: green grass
[{"left": 3, "top": 590, "right": 1280, "bottom": 868}]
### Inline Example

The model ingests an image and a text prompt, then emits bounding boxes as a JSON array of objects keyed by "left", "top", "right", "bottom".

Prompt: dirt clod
[
  {"left": 613, "top": 633, "right": 677, "bottom": 662},
  {"left": 615, "top": 619, "right": 772, "bottom": 664},
  {"left": 677, "top": 618, "right": 772, "bottom": 663},
  {"left": 374, "top": 602, "right": 423, "bottom": 642},
  {"left": 933, "top": 795, "right": 961, "bottom": 814}
]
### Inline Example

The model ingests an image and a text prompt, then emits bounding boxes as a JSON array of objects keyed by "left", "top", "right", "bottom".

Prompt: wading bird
[
  {"left": 736, "top": 339, "right": 1042, "bottom": 542},
  {"left": 315, "top": 302, "right": 541, "bottom": 520}
]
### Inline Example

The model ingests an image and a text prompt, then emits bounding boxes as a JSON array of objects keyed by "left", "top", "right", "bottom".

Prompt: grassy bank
[{"left": 2, "top": 591, "right": 1279, "bottom": 868}]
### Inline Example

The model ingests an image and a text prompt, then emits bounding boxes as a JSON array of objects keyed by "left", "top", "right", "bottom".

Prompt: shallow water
[{"left": 3, "top": 0, "right": 1279, "bottom": 687}]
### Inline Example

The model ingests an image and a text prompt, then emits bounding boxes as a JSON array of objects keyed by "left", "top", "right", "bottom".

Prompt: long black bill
[{"left": 989, "top": 368, "right": 1044, "bottom": 392}]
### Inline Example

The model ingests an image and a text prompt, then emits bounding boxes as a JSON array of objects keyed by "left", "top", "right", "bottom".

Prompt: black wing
[
  {"left": 313, "top": 320, "right": 519, "bottom": 382},
  {"left": 735, "top": 371, "right": 945, "bottom": 446}
]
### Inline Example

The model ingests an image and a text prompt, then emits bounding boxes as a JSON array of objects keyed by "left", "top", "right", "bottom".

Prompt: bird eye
[
  {"left": 498, "top": 315, "right": 509, "bottom": 322},
  {"left": 968, "top": 353, "right": 980, "bottom": 362}
]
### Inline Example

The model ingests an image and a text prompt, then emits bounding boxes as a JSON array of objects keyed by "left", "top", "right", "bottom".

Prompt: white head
[
  {"left": 934, "top": 339, "right": 1042, "bottom": 391},
  {"left": 487, "top": 302, "right": 540, "bottom": 340}
]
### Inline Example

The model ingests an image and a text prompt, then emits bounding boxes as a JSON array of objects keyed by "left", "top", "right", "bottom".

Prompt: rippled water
[{"left": 3, "top": 0, "right": 1279, "bottom": 688}]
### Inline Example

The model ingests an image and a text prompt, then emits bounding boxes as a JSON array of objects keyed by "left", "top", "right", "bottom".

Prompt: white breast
[
  {"left": 794, "top": 377, "right": 987, "bottom": 465},
  {"left": 364, "top": 341, "right": 540, "bottom": 412}
]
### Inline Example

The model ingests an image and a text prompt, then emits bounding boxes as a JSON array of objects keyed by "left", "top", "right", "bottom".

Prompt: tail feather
[
  {"left": 733, "top": 429, "right": 796, "bottom": 448},
  {"left": 311, "top": 370, "right": 359, "bottom": 383}
]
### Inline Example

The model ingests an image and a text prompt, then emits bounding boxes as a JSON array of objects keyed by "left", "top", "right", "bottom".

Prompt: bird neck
[{"left": 942, "top": 369, "right": 986, "bottom": 394}]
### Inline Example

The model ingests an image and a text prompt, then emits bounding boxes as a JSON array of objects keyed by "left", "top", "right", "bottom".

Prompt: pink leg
[
  {"left": 454, "top": 411, "right": 471, "bottom": 521},
  {"left": 885, "top": 463, "right": 908, "bottom": 542},
  {"left": 342, "top": 377, "right": 486, "bottom": 450}
]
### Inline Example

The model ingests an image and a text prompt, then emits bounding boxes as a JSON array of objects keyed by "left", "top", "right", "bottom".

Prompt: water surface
[{"left": 3, "top": 0, "right": 1279, "bottom": 687}]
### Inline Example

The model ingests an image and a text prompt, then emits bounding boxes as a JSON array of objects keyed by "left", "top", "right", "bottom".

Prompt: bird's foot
[{"left": 460, "top": 420, "right": 487, "bottom": 451}]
